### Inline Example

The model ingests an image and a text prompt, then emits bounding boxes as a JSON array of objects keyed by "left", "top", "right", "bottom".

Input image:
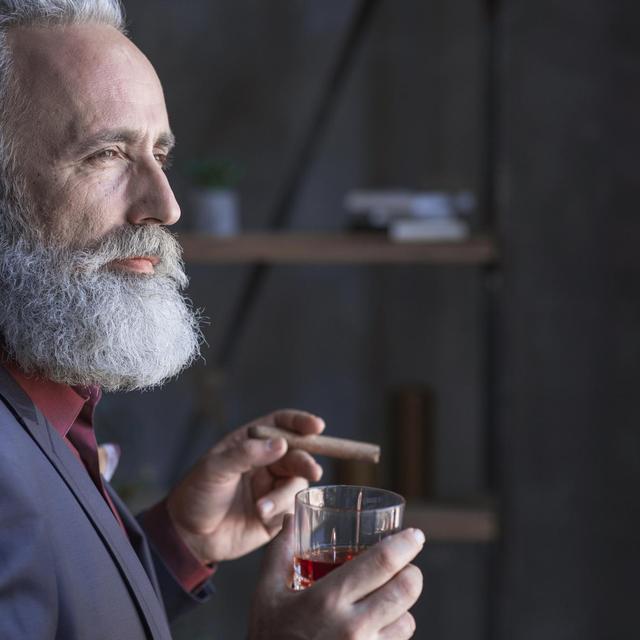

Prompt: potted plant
[{"left": 188, "top": 158, "right": 243, "bottom": 236}]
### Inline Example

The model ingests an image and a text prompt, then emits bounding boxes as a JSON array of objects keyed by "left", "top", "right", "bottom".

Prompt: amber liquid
[{"left": 293, "top": 547, "right": 362, "bottom": 590}]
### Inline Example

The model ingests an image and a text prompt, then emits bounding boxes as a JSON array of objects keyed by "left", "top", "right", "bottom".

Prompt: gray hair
[{"left": 0, "top": 0, "right": 126, "bottom": 239}]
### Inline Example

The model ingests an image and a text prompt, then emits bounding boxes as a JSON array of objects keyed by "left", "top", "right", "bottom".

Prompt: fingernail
[
  {"left": 413, "top": 529, "right": 426, "bottom": 545},
  {"left": 266, "top": 437, "right": 285, "bottom": 451},
  {"left": 258, "top": 499, "right": 274, "bottom": 518}
]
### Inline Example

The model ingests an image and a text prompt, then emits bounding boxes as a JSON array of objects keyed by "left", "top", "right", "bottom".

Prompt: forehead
[{"left": 9, "top": 23, "right": 170, "bottom": 149}]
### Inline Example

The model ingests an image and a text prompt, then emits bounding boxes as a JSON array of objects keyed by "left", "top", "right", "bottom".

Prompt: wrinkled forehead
[{"left": 7, "top": 23, "right": 169, "bottom": 150}]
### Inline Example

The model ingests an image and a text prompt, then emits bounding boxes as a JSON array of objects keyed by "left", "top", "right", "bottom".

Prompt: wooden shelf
[
  {"left": 404, "top": 502, "right": 498, "bottom": 543},
  {"left": 179, "top": 232, "right": 497, "bottom": 265}
]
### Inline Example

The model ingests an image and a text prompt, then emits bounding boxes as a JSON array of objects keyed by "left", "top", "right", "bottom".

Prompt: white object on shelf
[
  {"left": 344, "top": 189, "right": 476, "bottom": 224},
  {"left": 389, "top": 217, "right": 470, "bottom": 242},
  {"left": 190, "top": 188, "right": 240, "bottom": 236}
]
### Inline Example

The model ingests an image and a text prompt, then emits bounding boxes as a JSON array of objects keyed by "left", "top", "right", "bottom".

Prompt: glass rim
[{"left": 295, "top": 484, "right": 406, "bottom": 514}]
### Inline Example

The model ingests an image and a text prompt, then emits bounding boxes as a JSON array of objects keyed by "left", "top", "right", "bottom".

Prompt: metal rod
[
  {"left": 482, "top": 0, "right": 501, "bottom": 232},
  {"left": 482, "top": 2, "right": 504, "bottom": 640}
]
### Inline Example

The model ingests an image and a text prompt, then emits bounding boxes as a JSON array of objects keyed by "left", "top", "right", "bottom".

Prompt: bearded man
[{"left": 0, "top": 1, "right": 424, "bottom": 639}]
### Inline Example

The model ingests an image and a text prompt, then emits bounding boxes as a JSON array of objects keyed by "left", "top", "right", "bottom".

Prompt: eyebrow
[{"left": 70, "top": 128, "right": 176, "bottom": 156}]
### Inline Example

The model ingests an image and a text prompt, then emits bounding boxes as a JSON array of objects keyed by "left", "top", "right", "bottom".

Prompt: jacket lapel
[
  {"left": 0, "top": 366, "right": 172, "bottom": 640},
  {"left": 106, "top": 483, "right": 164, "bottom": 602}
]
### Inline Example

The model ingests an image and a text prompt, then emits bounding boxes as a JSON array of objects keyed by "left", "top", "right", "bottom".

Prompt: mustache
[{"left": 74, "top": 225, "right": 186, "bottom": 279}]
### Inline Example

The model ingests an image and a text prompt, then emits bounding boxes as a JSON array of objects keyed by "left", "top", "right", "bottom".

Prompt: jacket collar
[{"left": 1, "top": 359, "right": 98, "bottom": 438}]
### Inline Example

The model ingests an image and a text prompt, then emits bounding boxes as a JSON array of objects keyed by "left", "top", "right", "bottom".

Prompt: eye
[
  {"left": 155, "top": 151, "right": 173, "bottom": 171},
  {"left": 87, "top": 148, "right": 120, "bottom": 163}
]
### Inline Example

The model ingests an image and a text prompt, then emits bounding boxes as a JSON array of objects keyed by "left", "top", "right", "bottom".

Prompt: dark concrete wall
[
  {"left": 498, "top": 1, "right": 640, "bottom": 638},
  {"left": 92, "top": 1, "right": 640, "bottom": 638}
]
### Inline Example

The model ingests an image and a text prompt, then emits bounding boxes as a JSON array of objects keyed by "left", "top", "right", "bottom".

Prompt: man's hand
[
  {"left": 166, "top": 409, "right": 324, "bottom": 564},
  {"left": 249, "top": 515, "right": 424, "bottom": 640}
]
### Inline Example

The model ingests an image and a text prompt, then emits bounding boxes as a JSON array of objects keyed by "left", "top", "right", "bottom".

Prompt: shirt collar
[{"left": 3, "top": 359, "right": 101, "bottom": 438}]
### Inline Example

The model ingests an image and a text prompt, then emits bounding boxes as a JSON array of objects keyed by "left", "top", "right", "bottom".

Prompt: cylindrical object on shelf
[
  {"left": 389, "top": 386, "right": 436, "bottom": 500},
  {"left": 190, "top": 188, "right": 240, "bottom": 236},
  {"left": 335, "top": 459, "right": 380, "bottom": 487}
]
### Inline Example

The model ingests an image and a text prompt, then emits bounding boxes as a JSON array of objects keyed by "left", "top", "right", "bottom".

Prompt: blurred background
[{"left": 96, "top": 1, "right": 639, "bottom": 638}]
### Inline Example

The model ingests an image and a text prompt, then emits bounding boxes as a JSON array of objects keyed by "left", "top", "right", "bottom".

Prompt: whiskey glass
[{"left": 293, "top": 485, "right": 405, "bottom": 590}]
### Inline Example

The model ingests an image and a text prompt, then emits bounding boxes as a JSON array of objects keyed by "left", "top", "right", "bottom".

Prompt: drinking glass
[{"left": 293, "top": 485, "right": 405, "bottom": 590}]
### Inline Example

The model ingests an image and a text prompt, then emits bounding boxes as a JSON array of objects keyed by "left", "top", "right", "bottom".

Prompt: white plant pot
[{"left": 190, "top": 188, "right": 240, "bottom": 236}]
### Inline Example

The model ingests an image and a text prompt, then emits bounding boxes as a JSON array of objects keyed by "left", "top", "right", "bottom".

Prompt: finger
[
  {"left": 319, "top": 528, "right": 426, "bottom": 604},
  {"left": 272, "top": 409, "right": 326, "bottom": 436},
  {"left": 269, "top": 448, "right": 323, "bottom": 482},
  {"left": 354, "top": 564, "right": 422, "bottom": 631},
  {"left": 250, "top": 448, "right": 321, "bottom": 506},
  {"left": 257, "top": 512, "right": 295, "bottom": 594},
  {"left": 256, "top": 475, "right": 309, "bottom": 523},
  {"left": 378, "top": 612, "right": 416, "bottom": 640},
  {"left": 205, "top": 437, "right": 288, "bottom": 482},
  {"left": 251, "top": 465, "right": 279, "bottom": 503}
]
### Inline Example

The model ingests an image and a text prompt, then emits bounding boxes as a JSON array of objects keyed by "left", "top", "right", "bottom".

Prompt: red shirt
[{"left": 5, "top": 362, "right": 214, "bottom": 593}]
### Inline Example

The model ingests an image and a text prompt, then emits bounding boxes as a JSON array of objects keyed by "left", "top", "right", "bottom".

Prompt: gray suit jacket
[{"left": 0, "top": 366, "right": 213, "bottom": 639}]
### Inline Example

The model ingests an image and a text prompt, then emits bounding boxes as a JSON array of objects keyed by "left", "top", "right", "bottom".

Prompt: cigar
[{"left": 248, "top": 425, "right": 381, "bottom": 464}]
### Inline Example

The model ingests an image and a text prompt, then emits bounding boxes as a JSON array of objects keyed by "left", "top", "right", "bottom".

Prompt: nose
[{"left": 126, "top": 160, "right": 181, "bottom": 227}]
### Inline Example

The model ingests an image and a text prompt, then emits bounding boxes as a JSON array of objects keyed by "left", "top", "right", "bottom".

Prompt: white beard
[{"left": 0, "top": 225, "right": 203, "bottom": 391}]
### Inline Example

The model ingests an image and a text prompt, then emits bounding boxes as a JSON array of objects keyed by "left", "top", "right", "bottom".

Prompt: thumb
[{"left": 258, "top": 513, "right": 295, "bottom": 593}]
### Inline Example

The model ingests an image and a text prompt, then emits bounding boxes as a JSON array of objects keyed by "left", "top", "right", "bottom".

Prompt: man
[{"left": 0, "top": 1, "right": 424, "bottom": 638}]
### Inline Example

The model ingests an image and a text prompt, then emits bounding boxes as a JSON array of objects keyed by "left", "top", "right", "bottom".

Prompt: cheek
[{"left": 44, "top": 171, "right": 129, "bottom": 246}]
